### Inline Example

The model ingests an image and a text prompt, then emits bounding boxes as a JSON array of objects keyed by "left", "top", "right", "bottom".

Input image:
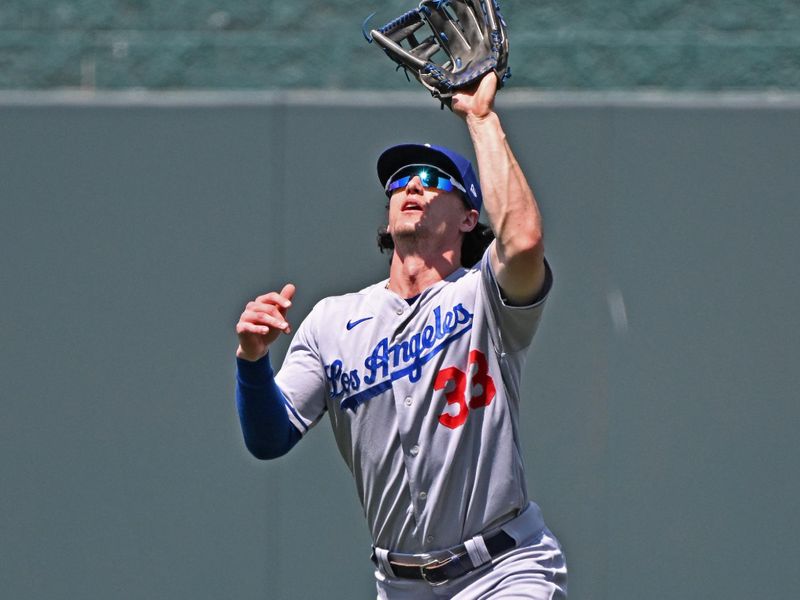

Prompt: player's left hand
[{"left": 451, "top": 72, "right": 498, "bottom": 121}]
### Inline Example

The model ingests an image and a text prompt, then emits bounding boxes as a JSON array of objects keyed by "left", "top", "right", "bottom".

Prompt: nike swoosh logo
[{"left": 346, "top": 317, "right": 374, "bottom": 331}]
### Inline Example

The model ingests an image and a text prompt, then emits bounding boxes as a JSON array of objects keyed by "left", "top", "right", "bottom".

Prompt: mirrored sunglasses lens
[
  {"left": 418, "top": 170, "right": 434, "bottom": 186},
  {"left": 387, "top": 175, "right": 412, "bottom": 192},
  {"left": 389, "top": 166, "right": 450, "bottom": 192}
]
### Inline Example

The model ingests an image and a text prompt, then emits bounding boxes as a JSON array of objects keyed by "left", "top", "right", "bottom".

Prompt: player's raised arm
[
  {"left": 234, "top": 283, "right": 301, "bottom": 460},
  {"left": 451, "top": 74, "right": 547, "bottom": 305}
]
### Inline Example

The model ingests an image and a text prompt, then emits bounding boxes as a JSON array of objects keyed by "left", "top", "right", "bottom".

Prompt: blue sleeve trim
[{"left": 235, "top": 354, "right": 302, "bottom": 460}]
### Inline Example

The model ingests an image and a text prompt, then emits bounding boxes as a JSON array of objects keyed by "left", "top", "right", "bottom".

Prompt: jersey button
[
  {"left": 426, "top": 535, "right": 435, "bottom": 544},
  {"left": 396, "top": 308, "right": 403, "bottom": 315},
  {"left": 409, "top": 445, "right": 420, "bottom": 457},
  {"left": 419, "top": 491, "right": 427, "bottom": 500},
  {"left": 405, "top": 397, "right": 413, "bottom": 406}
]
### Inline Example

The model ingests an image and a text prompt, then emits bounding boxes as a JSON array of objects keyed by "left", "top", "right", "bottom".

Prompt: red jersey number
[{"left": 436, "top": 350, "right": 496, "bottom": 429}]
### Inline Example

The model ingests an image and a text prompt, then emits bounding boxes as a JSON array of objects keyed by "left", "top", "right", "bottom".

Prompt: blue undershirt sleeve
[{"left": 235, "top": 354, "right": 302, "bottom": 459}]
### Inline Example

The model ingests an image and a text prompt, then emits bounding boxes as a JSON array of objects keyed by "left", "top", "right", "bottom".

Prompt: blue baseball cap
[{"left": 377, "top": 143, "right": 483, "bottom": 212}]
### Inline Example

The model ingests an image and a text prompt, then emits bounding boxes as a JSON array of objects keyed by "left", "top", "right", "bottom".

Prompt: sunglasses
[{"left": 385, "top": 164, "right": 466, "bottom": 196}]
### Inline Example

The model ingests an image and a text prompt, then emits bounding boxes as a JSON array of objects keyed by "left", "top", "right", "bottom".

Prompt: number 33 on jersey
[{"left": 436, "top": 349, "right": 496, "bottom": 429}]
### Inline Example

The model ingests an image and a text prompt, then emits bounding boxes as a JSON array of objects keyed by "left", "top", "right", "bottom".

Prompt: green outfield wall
[
  {"left": 2, "top": 1, "right": 800, "bottom": 90},
  {"left": 1, "top": 90, "right": 799, "bottom": 599}
]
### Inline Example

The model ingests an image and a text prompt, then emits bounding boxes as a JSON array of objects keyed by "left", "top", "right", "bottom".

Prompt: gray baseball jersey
[{"left": 275, "top": 245, "right": 551, "bottom": 554}]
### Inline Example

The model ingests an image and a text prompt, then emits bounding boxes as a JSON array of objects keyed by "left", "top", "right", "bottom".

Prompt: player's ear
[{"left": 460, "top": 209, "right": 479, "bottom": 233}]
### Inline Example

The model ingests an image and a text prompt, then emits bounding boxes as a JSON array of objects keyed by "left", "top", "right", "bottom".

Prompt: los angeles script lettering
[{"left": 325, "top": 303, "right": 473, "bottom": 398}]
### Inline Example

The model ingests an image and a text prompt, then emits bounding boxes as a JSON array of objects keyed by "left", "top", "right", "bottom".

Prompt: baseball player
[{"left": 235, "top": 73, "right": 567, "bottom": 598}]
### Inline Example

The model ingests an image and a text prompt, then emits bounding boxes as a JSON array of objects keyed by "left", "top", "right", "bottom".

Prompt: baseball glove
[{"left": 364, "top": 0, "right": 510, "bottom": 106}]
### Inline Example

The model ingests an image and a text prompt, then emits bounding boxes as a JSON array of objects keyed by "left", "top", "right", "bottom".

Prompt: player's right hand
[{"left": 236, "top": 283, "right": 296, "bottom": 362}]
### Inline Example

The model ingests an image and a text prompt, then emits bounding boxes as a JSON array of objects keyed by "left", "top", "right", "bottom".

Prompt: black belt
[{"left": 374, "top": 530, "right": 516, "bottom": 586}]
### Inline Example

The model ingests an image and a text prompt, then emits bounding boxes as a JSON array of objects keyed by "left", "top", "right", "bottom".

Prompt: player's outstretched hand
[
  {"left": 451, "top": 72, "right": 498, "bottom": 121},
  {"left": 236, "top": 283, "right": 296, "bottom": 362}
]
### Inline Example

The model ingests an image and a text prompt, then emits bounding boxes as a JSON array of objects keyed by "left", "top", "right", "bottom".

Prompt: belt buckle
[{"left": 420, "top": 554, "right": 457, "bottom": 587}]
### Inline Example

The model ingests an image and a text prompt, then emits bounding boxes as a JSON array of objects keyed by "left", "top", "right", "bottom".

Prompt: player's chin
[
  {"left": 390, "top": 222, "right": 427, "bottom": 244},
  {"left": 391, "top": 215, "right": 423, "bottom": 233}
]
